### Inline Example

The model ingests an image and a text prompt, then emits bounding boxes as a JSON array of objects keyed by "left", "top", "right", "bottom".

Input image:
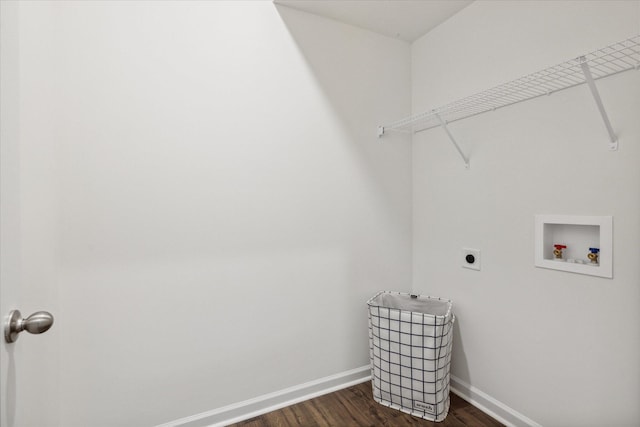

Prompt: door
[{"left": 1, "top": 2, "right": 60, "bottom": 426}]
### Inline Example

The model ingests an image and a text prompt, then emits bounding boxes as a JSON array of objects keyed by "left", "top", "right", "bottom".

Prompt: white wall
[
  {"left": 2, "top": 2, "right": 411, "bottom": 426},
  {"left": 7, "top": 1, "right": 637, "bottom": 426},
  {"left": 412, "top": 1, "right": 640, "bottom": 426}
]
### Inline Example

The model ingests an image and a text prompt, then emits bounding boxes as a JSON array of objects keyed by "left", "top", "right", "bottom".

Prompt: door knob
[{"left": 4, "top": 310, "right": 54, "bottom": 343}]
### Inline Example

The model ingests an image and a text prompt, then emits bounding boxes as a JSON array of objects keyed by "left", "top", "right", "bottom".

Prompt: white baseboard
[
  {"left": 157, "top": 368, "right": 540, "bottom": 427},
  {"left": 156, "top": 366, "right": 372, "bottom": 427},
  {"left": 450, "top": 375, "right": 541, "bottom": 427}
]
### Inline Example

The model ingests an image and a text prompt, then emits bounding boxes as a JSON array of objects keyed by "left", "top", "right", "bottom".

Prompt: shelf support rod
[
  {"left": 579, "top": 57, "right": 618, "bottom": 151},
  {"left": 435, "top": 113, "right": 469, "bottom": 169}
]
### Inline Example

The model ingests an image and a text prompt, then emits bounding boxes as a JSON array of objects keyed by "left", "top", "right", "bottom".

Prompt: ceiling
[{"left": 274, "top": 0, "right": 473, "bottom": 43}]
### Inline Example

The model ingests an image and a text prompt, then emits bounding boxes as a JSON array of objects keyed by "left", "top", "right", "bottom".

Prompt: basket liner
[{"left": 367, "top": 291, "right": 454, "bottom": 422}]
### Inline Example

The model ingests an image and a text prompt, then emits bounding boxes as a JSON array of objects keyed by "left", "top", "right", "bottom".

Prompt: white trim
[
  {"left": 156, "top": 367, "right": 541, "bottom": 427},
  {"left": 450, "top": 375, "right": 541, "bottom": 427},
  {"left": 155, "top": 366, "right": 372, "bottom": 427}
]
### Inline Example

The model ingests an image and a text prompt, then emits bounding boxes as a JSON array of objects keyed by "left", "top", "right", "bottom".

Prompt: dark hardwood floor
[{"left": 229, "top": 382, "right": 504, "bottom": 427}]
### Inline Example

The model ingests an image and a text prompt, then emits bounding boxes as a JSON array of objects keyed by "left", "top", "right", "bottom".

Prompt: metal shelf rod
[{"left": 378, "top": 35, "right": 640, "bottom": 165}]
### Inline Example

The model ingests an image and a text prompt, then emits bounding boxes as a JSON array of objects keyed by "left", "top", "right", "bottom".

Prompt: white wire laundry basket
[{"left": 367, "top": 291, "right": 455, "bottom": 422}]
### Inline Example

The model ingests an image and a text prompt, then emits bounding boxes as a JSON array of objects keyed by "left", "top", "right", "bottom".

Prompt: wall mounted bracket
[
  {"left": 579, "top": 57, "right": 619, "bottom": 151},
  {"left": 435, "top": 114, "right": 469, "bottom": 169}
]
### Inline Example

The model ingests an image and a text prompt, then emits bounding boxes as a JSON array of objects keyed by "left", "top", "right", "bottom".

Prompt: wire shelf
[{"left": 381, "top": 35, "right": 640, "bottom": 135}]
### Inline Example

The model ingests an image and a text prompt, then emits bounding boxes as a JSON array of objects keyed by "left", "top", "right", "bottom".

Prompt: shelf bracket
[
  {"left": 579, "top": 57, "right": 618, "bottom": 151},
  {"left": 435, "top": 113, "right": 469, "bottom": 169}
]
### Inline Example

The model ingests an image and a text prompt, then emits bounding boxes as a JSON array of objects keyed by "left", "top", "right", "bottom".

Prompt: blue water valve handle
[{"left": 589, "top": 247, "right": 600, "bottom": 253}]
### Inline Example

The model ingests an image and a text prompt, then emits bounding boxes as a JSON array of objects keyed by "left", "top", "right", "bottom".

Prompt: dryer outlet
[{"left": 462, "top": 248, "right": 481, "bottom": 271}]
